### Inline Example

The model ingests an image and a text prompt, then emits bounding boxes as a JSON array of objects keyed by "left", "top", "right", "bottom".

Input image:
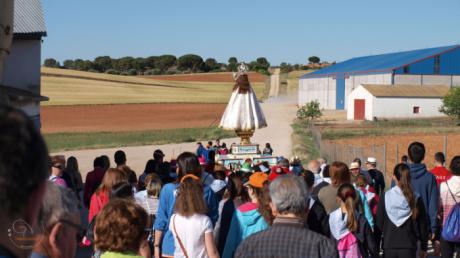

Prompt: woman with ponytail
[
  {"left": 153, "top": 152, "right": 219, "bottom": 258},
  {"left": 375, "top": 163, "right": 428, "bottom": 258},
  {"left": 222, "top": 172, "right": 273, "bottom": 258},
  {"left": 329, "top": 183, "right": 376, "bottom": 258}
]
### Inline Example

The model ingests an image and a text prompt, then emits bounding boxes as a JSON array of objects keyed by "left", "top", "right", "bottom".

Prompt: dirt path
[{"left": 52, "top": 96, "right": 298, "bottom": 179}]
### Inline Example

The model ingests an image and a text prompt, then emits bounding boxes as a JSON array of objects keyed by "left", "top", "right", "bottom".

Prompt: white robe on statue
[{"left": 219, "top": 86, "right": 267, "bottom": 131}]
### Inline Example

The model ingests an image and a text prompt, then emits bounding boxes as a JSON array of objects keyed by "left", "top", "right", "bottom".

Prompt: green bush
[
  {"left": 105, "top": 69, "right": 120, "bottom": 75},
  {"left": 440, "top": 87, "right": 460, "bottom": 124},
  {"left": 144, "top": 69, "right": 161, "bottom": 75},
  {"left": 297, "top": 100, "right": 322, "bottom": 121},
  {"left": 128, "top": 69, "right": 138, "bottom": 75}
]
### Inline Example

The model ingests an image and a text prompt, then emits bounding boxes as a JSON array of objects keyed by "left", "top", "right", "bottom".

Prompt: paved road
[{"left": 53, "top": 95, "right": 298, "bottom": 179}]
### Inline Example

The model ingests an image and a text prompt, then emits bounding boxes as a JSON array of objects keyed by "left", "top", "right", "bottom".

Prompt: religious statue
[{"left": 219, "top": 63, "right": 267, "bottom": 144}]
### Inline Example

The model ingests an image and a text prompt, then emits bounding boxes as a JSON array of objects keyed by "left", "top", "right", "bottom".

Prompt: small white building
[{"left": 347, "top": 84, "right": 449, "bottom": 120}]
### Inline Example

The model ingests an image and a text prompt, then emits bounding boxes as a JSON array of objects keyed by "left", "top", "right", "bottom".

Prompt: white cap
[{"left": 366, "top": 157, "right": 377, "bottom": 164}]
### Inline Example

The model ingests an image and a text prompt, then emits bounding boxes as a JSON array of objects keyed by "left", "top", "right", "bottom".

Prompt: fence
[{"left": 309, "top": 125, "right": 452, "bottom": 184}]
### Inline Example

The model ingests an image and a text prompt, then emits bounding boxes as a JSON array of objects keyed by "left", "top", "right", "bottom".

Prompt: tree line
[{"left": 43, "top": 55, "right": 271, "bottom": 75}]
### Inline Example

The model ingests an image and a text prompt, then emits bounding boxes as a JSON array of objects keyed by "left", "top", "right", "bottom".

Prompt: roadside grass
[
  {"left": 41, "top": 68, "right": 267, "bottom": 105},
  {"left": 291, "top": 119, "right": 320, "bottom": 163},
  {"left": 44, "top": 127, "right": 235, "bottom": 152}
]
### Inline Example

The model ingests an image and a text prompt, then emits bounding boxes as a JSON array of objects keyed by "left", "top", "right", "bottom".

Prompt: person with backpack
[
  {"left": 329, "top": 183, "right": 376, "bottom": 258},
  {"left": 439, "top": 156, "right": 460, "bottom": 258},
  {"left": 376, "top": 163, "right": 429, "bottom": 258},
  {"left": 153, "top": 152, "right": 219, "bottom": 258},
  {"left": 169, "top": 175, "right": 219, "bottom": 258}
]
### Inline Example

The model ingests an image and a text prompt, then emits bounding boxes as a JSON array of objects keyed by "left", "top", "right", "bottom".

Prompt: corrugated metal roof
[
  {"left": 13, "top": 0, "right": 46, "bottom": 36},
  {"left": 361, "top": 84, "right": 450, "bottom": 98},
  {"left": 301, "top": 45, "right": 460, "bottom": 78}
]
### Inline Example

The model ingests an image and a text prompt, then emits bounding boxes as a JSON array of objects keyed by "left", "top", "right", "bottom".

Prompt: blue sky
[{"left": 42, "top": 0, "right": 460, "bottom": 65}]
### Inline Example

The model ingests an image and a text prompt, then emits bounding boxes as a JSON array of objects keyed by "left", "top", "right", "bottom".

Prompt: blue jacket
[
  {"left": 356, "top": 188, "right": 374, "bottom": 229},
  {"left": 408, "top": 163, "right": 438, "bottom": 233},
  {"left": 153, "top": 182, "right": 219, "bottom": 256},
  {"left": 222, "top": 203, "right": 269, "bottom": 258}
]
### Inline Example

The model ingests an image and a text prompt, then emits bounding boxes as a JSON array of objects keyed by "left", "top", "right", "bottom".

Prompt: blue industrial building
[{"left": 299, "top": 45, "right": 460, "bottom": 110}]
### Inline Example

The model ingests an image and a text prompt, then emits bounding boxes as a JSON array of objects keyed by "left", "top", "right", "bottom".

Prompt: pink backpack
[{"left": 337, "top": 232, "right": 362, "bottom": 258}]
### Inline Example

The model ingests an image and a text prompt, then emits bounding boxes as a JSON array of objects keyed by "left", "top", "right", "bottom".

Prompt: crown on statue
[{"left": 233, "top": 62, "right": 249, "bottom": 80}]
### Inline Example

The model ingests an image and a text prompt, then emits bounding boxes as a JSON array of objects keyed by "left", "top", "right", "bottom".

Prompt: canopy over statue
[{"left": 219, "top": 63, "right": 267, "bottom": 144}]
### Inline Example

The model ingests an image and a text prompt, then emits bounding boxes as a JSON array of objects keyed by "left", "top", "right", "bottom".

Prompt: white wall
[
  {"left": 373, "top": 97, "right": 444, "bottom": 119},
  {"left": 347, "top": 86, "right": 374, "bottom": 120},
  {"left": 344, "top": 73, "right": 391, "bottom": 110},
  {"left": 394, "top": 75, "right": 460, "bottom": 86},
  {"left": 1, "top": 39, "right": 42, "bottom": 118},
  {"left": 298, "top": 77, "right": 336, "bottom": 109}
]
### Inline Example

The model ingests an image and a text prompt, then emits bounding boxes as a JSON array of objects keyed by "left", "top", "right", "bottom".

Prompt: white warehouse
[
  {"left": 347, "top": 84, "right": 449, "bottom": 120},
  {"left": 299, "top": 45, "right": 460, "bottom": 110}
]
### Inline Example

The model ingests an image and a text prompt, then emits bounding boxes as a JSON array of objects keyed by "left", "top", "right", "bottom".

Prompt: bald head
[{"left": 307, "top": 160, "right": 320, "bottom": 174}]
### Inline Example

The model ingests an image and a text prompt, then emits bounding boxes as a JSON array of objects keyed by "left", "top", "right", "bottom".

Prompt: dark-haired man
[
  {"left": 431, "top": 152, "right": 452, "bottom": 186},
  {"left": 0, "top": 106, "right": 50, "bottom": 258},
  {"left": 83, "top": 157, "right": 106, "bottom": 208},
  {"left": 407, "top": 142, "right": 438, "bottom": 238}
]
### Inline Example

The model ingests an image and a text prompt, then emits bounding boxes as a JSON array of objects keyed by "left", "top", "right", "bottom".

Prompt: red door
[{"left": 354, "top": 99, "right": 365, "bottom": 120}]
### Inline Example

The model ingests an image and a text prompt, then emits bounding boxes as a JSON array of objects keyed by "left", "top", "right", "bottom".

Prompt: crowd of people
[{"left": 1, "top": 105, "right": 460, "bottom": 258}]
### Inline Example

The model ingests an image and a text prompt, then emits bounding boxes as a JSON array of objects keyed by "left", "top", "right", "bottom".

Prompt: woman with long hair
[
  {"left": 214, "top": 173, "right": 250, "bottom": 255},
  {"left": 153, "top": 152, "right": 218, "bottom": 258},
  {"left": 170, "top": 175, "right": 219, "bottom": 258},
  {"left": 222, "top": 172, "right": 272, "bottom": 258},
  {"left": 375, "top": 163, "right": 428, "bottom": 258},
  {"left": 329, "top": 183, "right": 376, "bottom": 258},
  {"left": 62, "top": 156, "right": 83, "bottom": 198},
  {"left": 88, "top": 168, "right": 128, "bottom": 223}
]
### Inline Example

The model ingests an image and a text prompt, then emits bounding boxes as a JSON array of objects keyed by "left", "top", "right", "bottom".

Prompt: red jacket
[
  {"left": 83, "top": 167, "right": 106, "bottom": 208},
  {"left": 431, "top": 166, "right": 452, "bottom": 186},
  {"left": 88, "top": 190, "right": 109, "bottom": 222},
  {"left": 268, "top": 166, "right": 290, "bottom": 181}
]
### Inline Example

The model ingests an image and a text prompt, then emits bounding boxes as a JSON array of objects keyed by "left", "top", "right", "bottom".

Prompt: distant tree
[
  {"left": 204, "top": 58, "right": 219, "bottom": 71},
  {"left": 256, "top": 57, "right": 270, "bottom": 70},
  {"left": 177, "top": 54, "right": 204, "bottom": 72},
  {"left": 146, "top": 56, "right": 159, "bottom": 69},
  {"left": 297, "top": 100, "right": 322, "bottom": 122},
  {"left": 280, "top": 62, "right": 293, "bottom": 73},
  {"left": 63, "top": 59, "right": 75, "bottom": 69},
  {"left": 73, "top": 59, "right": 86, "bottom": 70},
  {"left": 227, "top": 57, "right": 238, "bottom": 72},
  {"left": 44, "top": 58, "right": 59, "bottom": 68},
  {"left": 127, "top": 68, "right": 138, "bottom": 75},
  {"left": 144, "top": 69, "right": 161, "bottom": 75},
  {"left": 308, "top": 56, "right": 320, "bottom": 64},
  {"left": 118, "top": 56, "right": 135, "bottom": 72},
  {"left": 132, "top": 58, "right": 147, "bottom": 72},
  {"left": 293, "top": 64, "right": 300, "bottom": 70},
  {"left": 440, "top": 87, "right": 460, "bottom": 123},
  {"left": 155, "top": 55, "right": 177, "bottom": 72},
  {"left": 94, "top": 56, "right": 112, "bottom": 72}
]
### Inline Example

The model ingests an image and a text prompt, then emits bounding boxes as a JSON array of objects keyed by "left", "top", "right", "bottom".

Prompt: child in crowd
[{"left": 329, "top": 183, "right": 376, "bottom": 258}]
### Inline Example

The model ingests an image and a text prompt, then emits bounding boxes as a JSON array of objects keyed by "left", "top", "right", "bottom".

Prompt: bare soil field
[
  {"left": 143, "top": 72, "right": 266, "bottom": 83},
  {"left": 328, "top": 133, "right": 460, "bottom": 176},
  {"left": 41, "top": 103, "right": 226, "bottom": 133}
]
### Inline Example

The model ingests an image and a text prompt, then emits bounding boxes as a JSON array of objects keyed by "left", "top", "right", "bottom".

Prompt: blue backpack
[{"left": 441, "top": 182, "right": 460, "bottom": 242}]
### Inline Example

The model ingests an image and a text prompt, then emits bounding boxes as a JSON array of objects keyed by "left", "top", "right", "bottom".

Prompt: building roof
[
  {"left": 301, "top": 45, "right": 460, "bottom": 79},
  {"left": 13, "top": 0, "right": 47, "bottom": 39},
  {"left": 0, "top": 84, "right": 49, "bottom": 101},
  {"left": 360, "top": 84, "right": 450, "bottom": 98}
]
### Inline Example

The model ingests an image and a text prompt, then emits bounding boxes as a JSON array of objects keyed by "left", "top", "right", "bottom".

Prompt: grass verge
[
  {"left": 291, "top": 119, "right": 320, "bottom": 163},
  {"left": 45, "top": 127, "right": 235, "bottom": 153}
]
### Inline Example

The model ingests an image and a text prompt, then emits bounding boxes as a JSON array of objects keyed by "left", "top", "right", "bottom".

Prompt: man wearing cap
[
  {"left": 353, "top": 158, "right": 372, "bottom": 186},
  {"left": 365, "top": 157, "right": 385, "bottom": 195},
  {"left": 235, "top": 175, "right": 337, "bottom": 258}
]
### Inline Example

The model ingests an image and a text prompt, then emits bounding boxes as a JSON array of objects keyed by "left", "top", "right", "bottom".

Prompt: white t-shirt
[{"left": 170, "top": 213, "right": 213, "bottom": 258}]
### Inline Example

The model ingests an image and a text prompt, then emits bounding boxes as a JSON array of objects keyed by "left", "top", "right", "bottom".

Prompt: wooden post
[
  {"left": 383, "top": 143, "right": 387, "bottom": 176},
  {"left": 444, "top": 135, "right": 447, "bottom": 159}
]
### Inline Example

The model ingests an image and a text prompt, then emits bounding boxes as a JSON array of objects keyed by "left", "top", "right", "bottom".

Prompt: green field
[
  {"left": 45, "top": 127, "right": 235, "bottom": 152},
  {"left": 41, "top": 68, "right": 268, "bottom": 105}
]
